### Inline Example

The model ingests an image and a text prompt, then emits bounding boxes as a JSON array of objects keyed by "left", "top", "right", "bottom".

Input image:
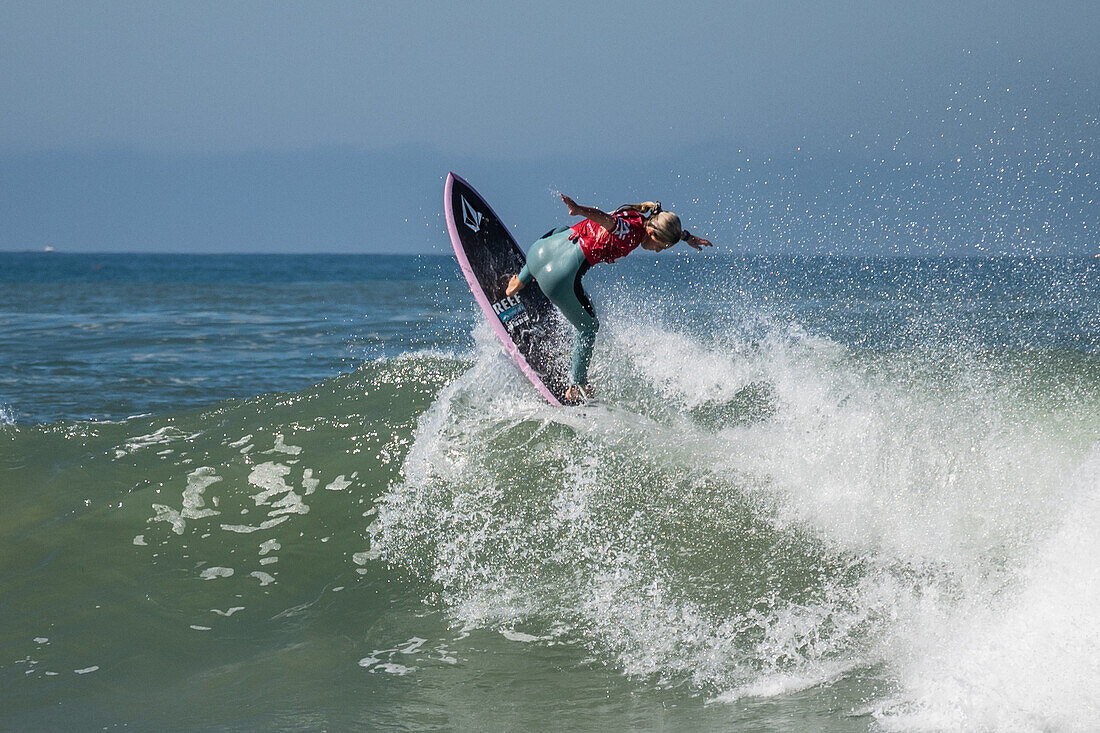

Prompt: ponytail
[{"left": 614, "top": 201, "right": 663, "bottom": 218}]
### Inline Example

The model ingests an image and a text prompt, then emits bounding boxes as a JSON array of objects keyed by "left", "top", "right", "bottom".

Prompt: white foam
[
  {"left": 370, "top": 312, "right": 1100, "bottom": 722},
  {"left": 220, "top": 516, "right": 290, "bottom": 534},
  {"left": 149, "top": 505, "right": 185, "bottom": 535},
  {"left": 115, "top": 426, "right": 200, "bottom": 458},
  {"left": 324, "top": 474, "right": 352, "bottom": 491},
  {"left": 398, "top": 637, "right": 427, "bottom": 654},
  {"left": 250, "top": 571, "right": 276, "bottom": 586},
  {"left": 248, "top": 462, "right": 293, "bottom": 505},
  {"left": 147, "top": 467, "right": 222, "bottom": 535},
  {"left": 357, "top": 640, "right": 425, "bottom": 676},
  {"left": 228, "top": 434, "right": 252, "bottom": 448},
  {"left": 199, "top": 566, "right": 234, "bottom": 580},
  {"left": 352, "top": 551, "right": 377, "bottom": 565},
  {"left": 613, "top": 323, "right": 760, "bottom": 408},
  {"left": 269, "top": 489, "right": 309, "bottom": 517},
  {"left": 372, "top": 663, "right": 414, "bottom": 675},
  {"left": 268, "top": 433, "right": 302, "bottom": 455},
  {"left": 211, "top": 607, "right": 245, "bottom": 617},
  {"left": 302, "top": 468, "right": 320, "bottom": 494},
  {"left": 246, "top": 461, "right": 310, "bottom": 521},
  {"left": 181, "top": 467, "right": 221, "bottom": 520},
  {"left": 875, "top": 449, "right": 1100, "bottom": 731}
]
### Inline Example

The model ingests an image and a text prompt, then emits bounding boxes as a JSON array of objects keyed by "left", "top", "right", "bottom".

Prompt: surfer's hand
[
  {"left": 506, "top": 275, "right": 524, "bottom": 297},
  {"left": 560, "top": 194, "right": 582, "bottom": 217},
  {"left": 686, "top": 234, "right": 713, "bottom": 250}
]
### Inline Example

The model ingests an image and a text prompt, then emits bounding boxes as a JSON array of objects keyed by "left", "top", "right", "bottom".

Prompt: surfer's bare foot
[
  {"left": 505, "top": 275, "right": 524, "bottom": 297},
  {"left": 565, "top": 385, "right": 594, "bottom": 403}
]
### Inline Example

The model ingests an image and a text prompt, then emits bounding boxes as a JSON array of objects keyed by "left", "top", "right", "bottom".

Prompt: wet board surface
[{"left": 444, "top": 172, "right": 569, "bottom": 406}]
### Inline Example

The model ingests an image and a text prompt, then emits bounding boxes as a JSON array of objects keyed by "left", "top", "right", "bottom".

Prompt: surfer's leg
[
  {"left": 541, "top": 240, "right": 599, "bottom": 386},
  {"left": 571, "top": 322, "right": 598, "bottom": 386},
  {"left": 527, "top": 230, "right": 601, "bottom": 388},
  {"left": 567, "top": 255, "right": 599, "bottom": 386}
]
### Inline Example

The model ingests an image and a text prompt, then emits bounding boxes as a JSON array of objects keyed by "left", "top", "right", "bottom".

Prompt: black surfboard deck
[{"left": 444, "top": 173, "right": 570, "bottom": 406}]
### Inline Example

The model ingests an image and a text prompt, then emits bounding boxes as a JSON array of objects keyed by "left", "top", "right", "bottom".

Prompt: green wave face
[
  {"left": 1, "top": 357, "right": 466, "bottom": 730},
  {"left": 3, "top": 323, "right": 1099, "bottom": 731}
]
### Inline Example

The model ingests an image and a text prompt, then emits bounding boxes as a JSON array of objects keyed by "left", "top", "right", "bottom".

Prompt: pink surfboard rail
[{"left": 444, "top": 172, "right": 563, "bottom": 406}]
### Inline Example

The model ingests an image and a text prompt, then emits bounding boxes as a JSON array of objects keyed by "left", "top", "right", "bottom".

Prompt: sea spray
[
  {"left": 370, "top": 300, "right": 1100, "bottom": 724},
  {"left": 874, "top": 449, "right": 1100, "bottom": 731}
]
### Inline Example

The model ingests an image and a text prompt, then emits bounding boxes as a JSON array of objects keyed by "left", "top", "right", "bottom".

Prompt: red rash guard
[{"left": 569, "top": 210, "right": 647, "bottom": 265}]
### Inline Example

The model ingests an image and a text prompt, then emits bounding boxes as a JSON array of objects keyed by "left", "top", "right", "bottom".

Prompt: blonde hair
[{"left": 615, "top": 201, "right": 683, "bottom": 244}]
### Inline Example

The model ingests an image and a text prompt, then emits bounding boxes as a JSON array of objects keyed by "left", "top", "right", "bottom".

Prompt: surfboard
[{"left": 444, "top": 172, "right": 569, "bottom": 406}]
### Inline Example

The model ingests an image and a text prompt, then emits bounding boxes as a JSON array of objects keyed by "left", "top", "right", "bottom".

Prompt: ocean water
[{"left": 1, "top": 252, "right": 1098, "bottom": 731}]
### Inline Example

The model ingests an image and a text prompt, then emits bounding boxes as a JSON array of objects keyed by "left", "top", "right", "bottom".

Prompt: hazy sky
[
  {"left": 2, "top": 1, "right": 1097, "bottom": 158},
  {"left": 1, "top": 2, "right": 1096, "bottom": 255}
]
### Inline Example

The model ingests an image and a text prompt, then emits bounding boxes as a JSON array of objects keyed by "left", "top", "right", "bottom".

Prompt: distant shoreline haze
[{"left": 0, "top": 146, "right": 1096, "bottom": 258}]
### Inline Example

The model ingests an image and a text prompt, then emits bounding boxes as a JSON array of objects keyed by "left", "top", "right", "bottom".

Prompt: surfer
[{"left": 506, "top": 194, "right": 713, "bottom": 403}]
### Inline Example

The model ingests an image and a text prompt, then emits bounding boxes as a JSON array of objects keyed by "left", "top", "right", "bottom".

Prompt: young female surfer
[{"left": 506, "top": 194, "right": 713, "bottom": 403}]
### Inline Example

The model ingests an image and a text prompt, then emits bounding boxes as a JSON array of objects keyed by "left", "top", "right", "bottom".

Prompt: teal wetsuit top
[{"left": 517, "top": 228, "right": 599, "bottom": 386}]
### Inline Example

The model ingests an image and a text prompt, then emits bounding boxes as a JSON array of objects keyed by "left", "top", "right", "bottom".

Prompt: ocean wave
[
  {"left": 3, "top": 322, "right": 1098, "bottom": 729},
  {"left": 369, "top": 313, "right": 1100, "bottom": 727}
]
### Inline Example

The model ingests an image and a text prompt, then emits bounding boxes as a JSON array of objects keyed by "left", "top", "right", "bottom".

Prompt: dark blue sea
[{"left": 1, "top": 251, "right": 1098, "bottom": 730}]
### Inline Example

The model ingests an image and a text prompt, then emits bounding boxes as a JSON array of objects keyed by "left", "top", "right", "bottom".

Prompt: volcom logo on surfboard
[{"left": 461, "top": 196, "right": 483, "bottom": 232}]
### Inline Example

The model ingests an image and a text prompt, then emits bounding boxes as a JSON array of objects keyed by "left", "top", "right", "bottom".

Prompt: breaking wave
[{"left": 370, "top": 307, "right": 1100, "bottom": 729}]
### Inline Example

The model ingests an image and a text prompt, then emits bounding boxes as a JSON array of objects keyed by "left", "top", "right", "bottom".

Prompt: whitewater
[{"left": 1, "top": 252, "right": 1098, "bottom": 731}]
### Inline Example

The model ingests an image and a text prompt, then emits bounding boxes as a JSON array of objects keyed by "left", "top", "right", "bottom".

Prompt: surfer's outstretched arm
[
  {"left": 682, "top": 233, "right": 714, "bottom": 250},
  {"left": 560, "top": 195, "right": 617, "bottom": 233}
]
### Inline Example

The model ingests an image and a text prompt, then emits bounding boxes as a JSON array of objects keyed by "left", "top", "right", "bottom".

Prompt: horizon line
[{"left": 1, "top": 250, "right": 1095, "bottom": 260}]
